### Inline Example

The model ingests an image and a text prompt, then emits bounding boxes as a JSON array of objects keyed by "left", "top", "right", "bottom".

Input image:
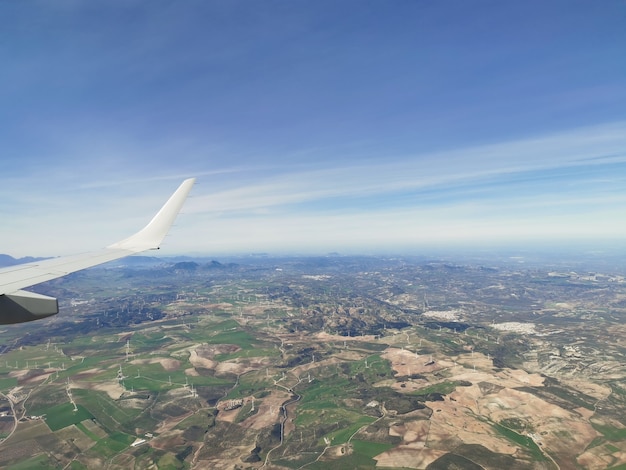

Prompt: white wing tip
[{"left": 107, "top": 178, "right": 196, "bottom": 252}]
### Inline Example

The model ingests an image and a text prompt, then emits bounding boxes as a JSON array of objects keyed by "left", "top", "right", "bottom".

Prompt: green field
[
  {"left": 206, "top": 329, "right": 258, "bottom": 349},
  {"left": 88, "top": 431, "right": 135, "bottom": 458},
  {"left": 225, "top": 372, "right": 272, "bottom": 399},
  {"left": 348, "top": 355, "right": 395, "bottom": 381},
  {"left": 41, "top": 402, "right": 94, "bottom": 431},
  {"left": 0, "top": 375, "right": 18, "bottom": 390},
  {"left": 175, "top": 411, "right": 214, "bottom": 430},
  {"left": 593, "top": 423, "right": 626, "bottom": 441},
  {"left": 4, "top": 454, "right": 55, "bottom": 470},
  {"left": 351, "top": 439, "right": 394, "bottom": 458},
  {"left": 409, "top": 380, "right": 459, "bottom": 397},
  {"left": 299, "top": 377, "right": 355, "bottom": 407},
  {"left": 126, "top": 333, "right": 174, "bottom": 353},
  {"left": 492, "top": 422, "right": 546, "bottom": 461},
  {"left": 72, "top": 389, "right": 145, "bottom": 433},
  {"left": 304, "top": 439, "right": 396, "bottom": 470},
  {"left": 215, "top": 347, "right": 279, "bottom": 361},
  {"left": 122, "top": 363, "right": 234, "bottom": 392},
  {"left": 70, "top": 461, "right": 89, "bottom": 470},
  {"left": 0, "top": 345, "right": 68, "bottom": 373},
  {"left": 325, "top": 416, "right": 376, "bottom": 444}
]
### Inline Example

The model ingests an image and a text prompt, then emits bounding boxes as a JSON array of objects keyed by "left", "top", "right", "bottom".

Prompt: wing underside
[{"left": 0, "top": 178, "right": 195, "bottom": 324}]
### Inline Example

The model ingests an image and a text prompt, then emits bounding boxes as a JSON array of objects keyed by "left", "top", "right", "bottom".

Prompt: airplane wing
[{"left": 0, "top": 178, "right": 196, "bottom": 325}]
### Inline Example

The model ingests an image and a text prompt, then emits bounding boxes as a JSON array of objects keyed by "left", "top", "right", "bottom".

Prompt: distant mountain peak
[
  {"left": 0, "top": 254, "right": 50, "bottom": 267},
  {"left": 172, "top": 261, "right": 200, "bottom": 270}
]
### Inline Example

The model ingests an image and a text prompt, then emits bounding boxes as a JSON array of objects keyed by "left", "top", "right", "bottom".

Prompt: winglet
[{"left": 108, "top": 178, "right": 196, "bottom": 252}]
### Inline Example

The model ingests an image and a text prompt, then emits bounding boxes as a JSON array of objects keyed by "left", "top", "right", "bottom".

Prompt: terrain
[{"left": 1, "top": 253, "right": 626, "bottom": 469}]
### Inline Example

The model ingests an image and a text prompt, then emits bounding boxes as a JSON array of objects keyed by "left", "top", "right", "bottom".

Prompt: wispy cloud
[
  {"left": 188, "top": 121, "right": 626, "bottom": 215},
  {"left": 2, "top": 121, "right": 625, "bottom": 257}
]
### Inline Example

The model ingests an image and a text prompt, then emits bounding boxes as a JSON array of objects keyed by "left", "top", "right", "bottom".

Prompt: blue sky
[{"left": 1, "top": 1, "right": 625, "bottom": 256}]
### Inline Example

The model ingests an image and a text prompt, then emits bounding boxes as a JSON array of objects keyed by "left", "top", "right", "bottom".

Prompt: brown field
[
  {"left": 375, "top": 447, "right": 447, "bottom": 468},
  {"left": 248, "top": 397, "right": 286, "bottom": 431},
  {"left": 371, "top": 346, "right": 601, "bottom": 469},
  {"left": 130, "top": 357, "right": 181, "bottom": 371}
]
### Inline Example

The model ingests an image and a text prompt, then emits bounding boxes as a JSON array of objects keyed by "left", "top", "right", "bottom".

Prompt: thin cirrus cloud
[
  {"left": 1, "top": 121, "right": 625, "bottom": 257},
  {"left": 152, "top": 120, "right": 626, "bottom": 254},
  {"left": 187, "top": 121, "right": 626, "bottom": 216}
]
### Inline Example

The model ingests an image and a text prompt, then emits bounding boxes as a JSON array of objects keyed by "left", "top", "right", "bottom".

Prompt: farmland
[{"left": 1, "top": 254, "right": 626, "bottom": 468}]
